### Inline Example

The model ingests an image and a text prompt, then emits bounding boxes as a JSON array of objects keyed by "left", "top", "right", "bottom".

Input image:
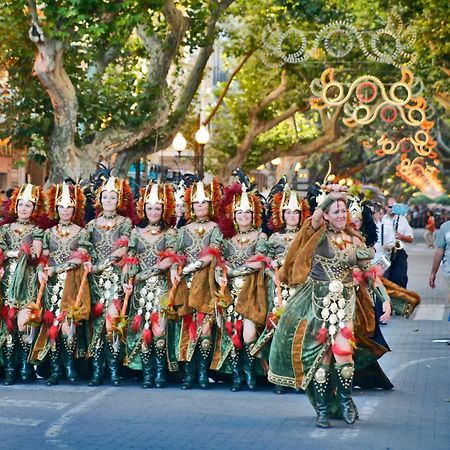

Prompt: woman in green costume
[
  {"left": 268, "top": 185, "right": 377, "bottom": 428},
  {"left": 251, "top": 185, "right": 310, "bottom": 394},
  {"left": 0, "top": 184, "right": 45, "bottom": 385},
  {"left": 84, "top": 177, "right": 134, "bottom": 386},
  {"left": 31, "top": 183, "right": 91, "bottom": 385},
  {"left": 212, "top": 182, "right": 267, "bottom": 392},
  {"left": 170, "top": 179, "right": 222, "bottom": 390},
  {"left": 122, "top": 182, "right": 177, "bottom": 388}
]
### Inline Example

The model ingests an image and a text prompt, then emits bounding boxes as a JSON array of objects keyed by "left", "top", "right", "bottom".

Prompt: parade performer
[
  {"left": 123, "top": 183, "right": 177, "bottom": 388},
  {"left": 251, "top": 185, "right": 310, "bottom": 393},
  {"left": 268, "top": 185, "right": 378, "bottom": 428},
  {"left": 212, "top": 182, "right": 267, "bottom": 392},
  {"left": 0, "top": 184, "right": 45, "bottom": 385},
  {"left": 347, "top": 195, "right": 394, "bottom": 390},
  {"left": 171, "top": 179, "right": 222, "bottom": 389},
  {"left": 84, "top": 177, "right": 135, "bottom": 386},
  {"left": 30, "top": 183, "right": 91, "bottom": 385}
]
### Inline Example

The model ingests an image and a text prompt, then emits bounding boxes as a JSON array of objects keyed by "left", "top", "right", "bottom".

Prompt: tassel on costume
[
  {"left": 317, "top": 326, "right": 328, "bottom": 344},
  {"left": 93, "top": 302, "right": 104, "bottom": 318},
  {"left": 131, "top": 314, "right": 142, "bottom": 333},
  {"left": 225, "top": 321, "right": 233, "bottom": 337},
  {"left": 189, "top": 321, "right": 197, "bottom": 341},
  {"left": 142, "top": 328, "right": 152, "bottom": 347},
  {"left": 231, "top": 332, "right": 243, "bottom": 350},
  {"left": 48, "top": 325, "right": 59, "bottom": 342},
  {"left": 235, "top": 319, "right": 243, "bottom": 337},
  {"left": 197, "top": 312, "right": 205, "bottom": 325},
  {"left": 150, "top": 312, "right": 159, "bottom": 326},
  {"left": 113, "top": 299, "right": 122, "bottom": 313},
  {"left": 6, "top": 307, "right": 17, "bottom": 332}
]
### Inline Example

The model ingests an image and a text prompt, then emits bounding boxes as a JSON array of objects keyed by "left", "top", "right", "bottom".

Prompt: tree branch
[{"left": 203, "top": 49, "right": 254, "bottom": 125}]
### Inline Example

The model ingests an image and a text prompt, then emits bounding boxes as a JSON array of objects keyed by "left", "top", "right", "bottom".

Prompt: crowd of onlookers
[{"left": 409, "top": 205, "right": 450, "bottom": 229}]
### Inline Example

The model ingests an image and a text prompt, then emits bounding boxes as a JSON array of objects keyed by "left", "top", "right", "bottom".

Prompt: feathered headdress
[
  {"left": 94, "top": 176, "right": 136, "bottom": 221},
  {"left": 47, "top": 183, "right": 86, "bottom": 226},
  {"left": 269, "top": 185, "right": 310, "bottom": 232},
  {"left": 136, "top": 182, "right": 175, "bottom": 227},
  {"left": 2, "top": 184, "right": 46, "bottom": 225},
  {"left": 184, "top": 178, "right": 221, "bottom": 223},
  {"left": 218, "top": 182, "right": 263, "bottom": 238}
]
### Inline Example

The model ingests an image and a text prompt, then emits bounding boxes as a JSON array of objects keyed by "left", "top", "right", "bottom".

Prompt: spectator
[
  {"left": 424, "top": 210, "right": 436, "bottom": 248},
  {"left": 382, "top": 197, "right": 414, "bottom": 288},
  {"left": 429, "top": 219, "right": 450, "bottom": 344}
]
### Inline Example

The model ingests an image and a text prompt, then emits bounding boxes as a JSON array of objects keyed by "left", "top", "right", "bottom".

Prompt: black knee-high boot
[
  {"left": 312, "top": 364, "right": 331, "bottom": 428},
  {"left": 243, "top": 343, "right": 257, "bottom": 391},
  {"left": 334, "top": 362, "right": 357, "bottom": 425},
  {"left": 3, "top": 336, "right": 16, "bottom": 386},
  {"left": 88, "top": 337, "right": 105, "bottom": 386},
  {"left": 197, "top": 337, "right": 212, "bottom": 390}
]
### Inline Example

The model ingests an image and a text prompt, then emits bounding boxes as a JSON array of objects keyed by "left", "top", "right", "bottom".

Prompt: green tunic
[
  {"left": 0, "top": 223, "right": 43, "bottom": 352},
  {"left": 125, "top": 228, "right": 177, "bottom": 371},
  {"left": 31, "top": 227, "right": 90, "bottom": 363},
  {"left": 268, "top": 232, "right": 373, "bottom": 390},
  {"left": 85, "top": 216, "right": 132, "bottom": 356},
  {"left": 211, "top": 230, "right": 267, "bottom": 371}
]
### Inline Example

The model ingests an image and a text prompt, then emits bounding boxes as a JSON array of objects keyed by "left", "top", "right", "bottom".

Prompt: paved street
[{"left": 1, "top": 231, "right": 449, "bottom": 450}]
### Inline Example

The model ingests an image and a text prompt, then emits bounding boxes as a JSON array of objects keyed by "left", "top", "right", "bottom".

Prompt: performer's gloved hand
[{"left": 181, "top": 260, "right": 202, "bottom": 276}]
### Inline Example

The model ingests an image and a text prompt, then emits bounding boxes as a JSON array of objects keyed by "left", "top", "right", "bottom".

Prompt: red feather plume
[
  {"left": 157, "top": 251, "right": 186, "bottom": 267},
  {"left": 131, "top": 314, "right": 142, "bottom": 333},
  {"left": 246, "top": 254, "right": 272, "bottom": 269},
  {"left": 70, "top": 250, "right": 91, "bottom": 263},
  {"left": 331, "top": 343, "right": 353, "bottom": 356},
  {"left": 43, "top": 310, "right": 55, "bottom": 327},
  {"left": 0, "top": 249, "right": 5, "bottom": 267},
  {"left": 113, "top": 238, "right": 129, "bottom": 249},
  {"left": 199, "top": 246, "right": 225, "bottom": 268},
  {"left": 340, "top": 326, "right": 355, "bottom": 342}
]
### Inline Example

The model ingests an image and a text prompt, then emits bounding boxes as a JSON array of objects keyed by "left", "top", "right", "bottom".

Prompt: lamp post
[
  {"left": 195, "top": 125, "right": 210, "bottom": 179},
  {"left": 172, "top": 132, "right": 187, "bottom": 182}
]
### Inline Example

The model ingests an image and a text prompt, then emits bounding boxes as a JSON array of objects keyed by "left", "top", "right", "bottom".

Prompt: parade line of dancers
[{"left": 0, "top": 172, "right": 420, "bottom": 428}]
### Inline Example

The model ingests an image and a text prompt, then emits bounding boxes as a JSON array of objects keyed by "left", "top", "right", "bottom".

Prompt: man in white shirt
[
  {"left": 382, "top": 197, "right": 414, "bottom": 288},
  {"left": 372, "top": 203, "right": 396, "bottom": 267}
]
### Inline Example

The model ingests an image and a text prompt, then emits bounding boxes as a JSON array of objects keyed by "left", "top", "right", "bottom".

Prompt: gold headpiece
[
  {"left": 16, "top": 184, "right": 40, "bottom": 206},
  {"left": 101, "top": 176, "right": 121, "bottom": 194},
  {"left": 191, "top": 181, "right": 210, "bottom": 204},
  {"left": 55, "top": 182, "right": 76, "bottom": 208},
  {"left": 234, "top": 184, "right": 253, "bottom": 213},
  {"left": 143, "top": 183, "right": 164, "bottom": 205},
  {"left": 281, "top": 185, "right": 301, "bottom": 212},
  {"left": 348, "top": 196, "right": 363, "bottom": 220}
]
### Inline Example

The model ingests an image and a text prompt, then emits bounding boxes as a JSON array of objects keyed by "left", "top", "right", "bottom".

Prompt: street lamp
[
  {"left": 195, "top": 125, "right": 210, "bottom": 179},
  {"left": 173, "top": 132, "right": 187, "bottom": 152}
]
